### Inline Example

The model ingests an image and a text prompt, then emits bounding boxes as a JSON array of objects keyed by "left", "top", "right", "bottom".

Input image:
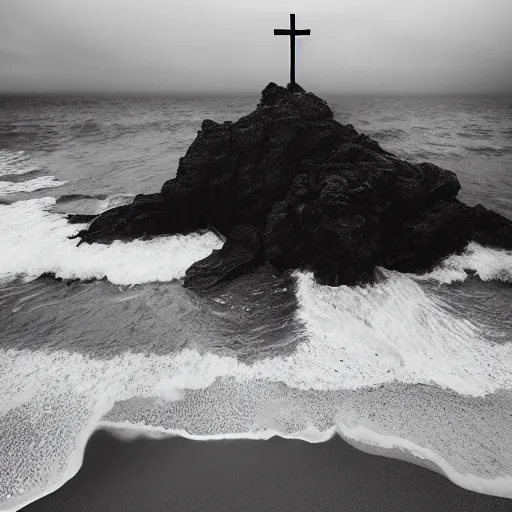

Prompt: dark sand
[{"left": 23, "top": 429, "right": 512, "bottom": 512}]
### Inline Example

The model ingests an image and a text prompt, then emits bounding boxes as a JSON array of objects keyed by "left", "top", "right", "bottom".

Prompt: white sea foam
[
  {"left": 0, "top": 198, "right": 222, "bottom": 284},
  {"left": 1, "top": 269, "right": 512, "bottom": 509},
  {"left": 0, "top": 176, "right": 67, "bottom": 195},
  {"left": 412, "top": 242, "right": 512, "bottom": 284},
  {"left": 1, "top": 343, "right": 512, "bottom": 511},
  {"left": 293, "top": 270, "right": 512, "bottom": 395},
  {"left": 0, "top": 149, "right": 67, "bottom": 195},
  {"left": 0, "top": 199, "right": 511, "bottom": 394},
  {"left": 2, "top": 198, "right": 512, "bottom": 510},
  {"left": 0, "top": 150, "right": 39, "bottom": 177}
]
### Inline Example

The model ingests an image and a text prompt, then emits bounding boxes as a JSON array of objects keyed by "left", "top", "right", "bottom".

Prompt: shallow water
[{"left": 1, "top": 93, "right": 512, "bottom": 510}]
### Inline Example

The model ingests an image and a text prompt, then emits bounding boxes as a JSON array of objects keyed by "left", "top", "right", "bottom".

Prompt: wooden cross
[{"left": 274, "top": 14, "right": 311, "bottom": 85}]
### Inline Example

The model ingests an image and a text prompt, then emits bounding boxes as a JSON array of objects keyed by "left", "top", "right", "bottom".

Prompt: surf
[
  {"left": 1, "top": 194, "right": 512, "bottom": 510},
  {"left": 1, "top": 264, "right": 512, "bottom": 509},
  {"left": 0, "top": 198, "right": 222, "bottom": 285}
]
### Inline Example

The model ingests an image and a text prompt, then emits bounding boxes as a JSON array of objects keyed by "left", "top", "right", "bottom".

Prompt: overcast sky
[{"left": 1, "top": 0, "right": 511, "bottom": 95}]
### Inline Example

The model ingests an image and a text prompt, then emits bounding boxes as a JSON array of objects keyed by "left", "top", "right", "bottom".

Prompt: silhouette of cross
[{"left": 274, "top": 14, "right": 311, "bottom": 85}]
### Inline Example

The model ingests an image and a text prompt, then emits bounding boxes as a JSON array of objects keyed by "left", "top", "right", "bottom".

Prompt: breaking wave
[
  {"left": 295, "top": 269, "right": 512, "bottom": 394},
  {"left": 2, "top": 263, "right": 512, "bottom": 509},
  {"left": 2, "top": 196, "right": 512, "bottom": 510},
  {"left": 0, "top": 198, "right": 222, "bottom": 285},
  {"left": 0, "top": 176, "right": 67, "bottom": 195},
  {"left": 2, "top": 273, "right": 512, "bottom": 509},
  {"left": 412, "top": 242, "right": 512, "bottom": 284},
  {"left": 0, "top": 150, "right": 67, "bottom": 195},
  {"left": 3, "top": 197, "right": 512, "bottom": 288}
]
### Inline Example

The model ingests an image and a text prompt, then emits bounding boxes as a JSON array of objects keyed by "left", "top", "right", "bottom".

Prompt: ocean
[{"left": 1, "top": 93, "right": 512, "bottom": 511}]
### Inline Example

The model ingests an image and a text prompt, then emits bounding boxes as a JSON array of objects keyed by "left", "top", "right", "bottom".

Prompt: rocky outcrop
[
  {"left": 74, "top": 82, "right": 512, "bottom": 287},
  {"left": 382, "top": 200, "right": 512, "bottom": 272},
  {"left": 184, "top": 225, "right": 264, "bottom": 289}
]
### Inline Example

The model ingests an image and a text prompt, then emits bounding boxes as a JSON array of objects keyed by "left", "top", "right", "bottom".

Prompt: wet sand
[{"left": 22, "top": 429, "right": 512, "bottom": 512}]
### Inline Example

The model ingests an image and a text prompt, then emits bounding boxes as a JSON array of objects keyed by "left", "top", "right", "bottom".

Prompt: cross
[{"left": 274, "top": 14, "right": 311, "bottom": 85}]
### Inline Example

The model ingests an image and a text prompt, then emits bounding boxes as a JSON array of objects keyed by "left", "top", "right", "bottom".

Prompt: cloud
[{"left": 0, "top": 0, "right": 511, "bottom": 94}]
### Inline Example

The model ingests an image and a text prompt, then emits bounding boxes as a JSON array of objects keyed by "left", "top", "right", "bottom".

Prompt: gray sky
[{"left": 1, "top": 0, "right": 511, "bottom": 95}]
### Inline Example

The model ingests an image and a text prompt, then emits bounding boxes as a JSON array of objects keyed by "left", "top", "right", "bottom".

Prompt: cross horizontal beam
[{"left": 273, "top": 29, "right": 311, "bottom": 36}]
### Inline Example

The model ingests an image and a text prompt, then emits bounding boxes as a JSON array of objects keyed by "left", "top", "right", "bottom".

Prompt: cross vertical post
[
  {"left": 290, "top": 13, "right": 295, "bottom": 85},
  {"left": 274, "top": 14, "right": 311, "bottom": 85}
]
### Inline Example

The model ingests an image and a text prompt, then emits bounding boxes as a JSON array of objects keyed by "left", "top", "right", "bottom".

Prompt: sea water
[{"left": 1, "top": 94, "right": 512, "bottom": 510}]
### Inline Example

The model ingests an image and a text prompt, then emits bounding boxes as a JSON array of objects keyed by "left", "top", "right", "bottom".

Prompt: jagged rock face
[
  {"left": 160, "top": 82, "right": 354, "bottom": 234},
  {"left": 75, "top": 82, "right": 512, "bottom": 287}
]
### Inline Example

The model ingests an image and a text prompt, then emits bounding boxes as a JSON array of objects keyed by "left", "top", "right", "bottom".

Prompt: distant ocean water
[{"left": 1, "top": 94, "right": 512, "bottom": 510}]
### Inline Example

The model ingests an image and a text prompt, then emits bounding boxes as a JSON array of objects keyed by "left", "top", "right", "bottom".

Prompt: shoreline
[
  {"left": 21, "top": 427, "right": 512, "bottom": 512},
  {"left": 5, "top": 383, "right": 512, "bottom": 512}
]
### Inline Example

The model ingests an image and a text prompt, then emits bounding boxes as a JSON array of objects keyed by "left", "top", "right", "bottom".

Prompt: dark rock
[
  {"left": 74, "top": 82, "right": 512, "bottom": 287},
  {"left": 133, "top": 193, "right": 164, "bottom": 204},
  {"left": 471, "top": 205, "right": 512, "bottom": 250},
  {"left": 383, "top": 201, "right": 512, "bottom": 273},
  {"left": 184, "top": 225, "right": 264, "bottom": 289},
  {"left": 66, "top": 214, "right": 98, "bottom": 224},
  {"left": 383, "top": 200, "right": 481, "bottom": 272},
  {"left": 70, "top": 193, "right": 185, "bottom": 245},
  {"left": 417, "top": 162, "right": 461, "bottom": 203}
]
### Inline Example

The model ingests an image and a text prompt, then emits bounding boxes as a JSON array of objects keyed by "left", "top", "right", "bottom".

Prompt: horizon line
[{"left": 1, "top": 89, "right": 511, "bottom": 98}]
